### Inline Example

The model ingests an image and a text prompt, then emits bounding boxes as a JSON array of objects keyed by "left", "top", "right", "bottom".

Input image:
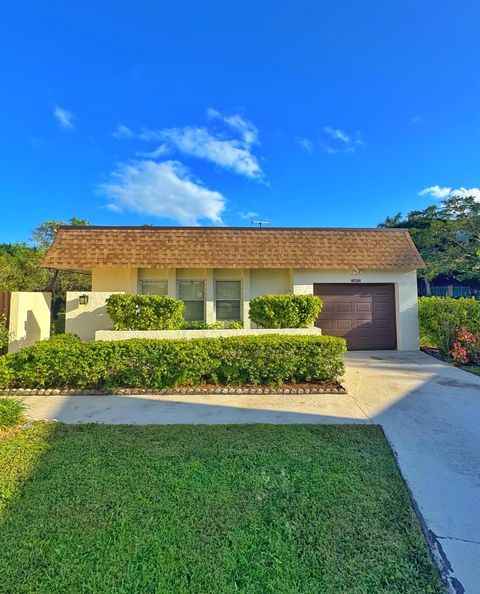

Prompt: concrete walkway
[{"left": 21, "top": 350, "right": 480, "bottom": 593}]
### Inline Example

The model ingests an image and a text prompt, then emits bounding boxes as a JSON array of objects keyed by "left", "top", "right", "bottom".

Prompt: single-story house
[{"left": 43, "top": 225, "right": 425, "bottom": 350}]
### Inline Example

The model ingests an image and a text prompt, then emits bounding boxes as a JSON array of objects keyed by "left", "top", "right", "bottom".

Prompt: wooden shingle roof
[{"left": 42, "top": 226, "right": 425, "bottom": 270}]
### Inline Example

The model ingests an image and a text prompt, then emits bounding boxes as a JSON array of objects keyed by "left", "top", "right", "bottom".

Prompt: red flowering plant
[{"left": 449, "top": 328, "right": 480, "bottom": 366}]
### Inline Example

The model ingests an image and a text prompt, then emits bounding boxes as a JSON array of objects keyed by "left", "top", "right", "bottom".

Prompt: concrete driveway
[{"left": 21, "top": 350, "right": 480, "bottom": 593}]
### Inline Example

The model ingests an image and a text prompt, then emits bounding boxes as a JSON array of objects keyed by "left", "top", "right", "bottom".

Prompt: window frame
[
  {"left": 215, "top": 280, "right": 242, "bottom": 322},
  {"left": 140, "top": 279, "right": 168, "bottom": 296},
  {"left": 177, "top": 280, "right": 206, "bottom": 322}
]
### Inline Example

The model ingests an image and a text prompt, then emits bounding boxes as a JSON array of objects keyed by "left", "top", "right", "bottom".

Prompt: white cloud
[
  {"left": 238, "top": 210, "right": 260, "bottom": 220},
  {"left": 113, "top": 123, "right": 134, "bottom": 139},
  {"left": 295, "top": 136, "right": 314, "bottom": 153},
  {"left": 321, "top": 126, "right": 364, "bottom": 154},
  {"left": 98, "top": 160, "right": 225, "bottom": 225},
  {"left": 324, "top": 126, "right": 351, "bottom": 144},
  {"left": 159, "top": 126, "right": 263, "bottom": 179},
  {"left": 206, "top": 108, "right": 258, "bottom": 145},
  {"left": 54, "top": 105, "right": 74, "bottom": 130},
  {"left": 419, "top": 185, "right": 480, "bottom": 200},
  {"left": 136, "top": 144, "right": 169, "bottom": 158}
]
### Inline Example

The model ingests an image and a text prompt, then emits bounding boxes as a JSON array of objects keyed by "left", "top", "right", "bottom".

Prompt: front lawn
[{"left": 0, "top": 423, "right": 443, "bottom": 593}]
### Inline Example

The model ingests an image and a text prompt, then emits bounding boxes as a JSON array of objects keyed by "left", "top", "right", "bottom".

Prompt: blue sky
[{"left": 1, "top": 0, "right": 479, "bottom": 242}]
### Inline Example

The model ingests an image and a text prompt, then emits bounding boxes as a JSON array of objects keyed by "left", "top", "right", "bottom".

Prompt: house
[{"left": 43, "top": 225, "right": 425, "bottom": 350}]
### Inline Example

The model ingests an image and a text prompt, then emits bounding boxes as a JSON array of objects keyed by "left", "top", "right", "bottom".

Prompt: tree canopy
[
  {"left": 0, "top": 218, "right": 91, "bottom": 309},
  {"left": 379, "top": 195, "right": 480, "bottom": 282}
]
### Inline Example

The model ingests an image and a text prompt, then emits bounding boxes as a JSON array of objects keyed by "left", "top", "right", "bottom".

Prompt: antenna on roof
[{"left": 251, "top": 220, "right": 271, "bottom": 228}]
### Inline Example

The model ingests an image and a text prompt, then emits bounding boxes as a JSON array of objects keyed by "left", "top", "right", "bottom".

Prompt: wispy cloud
[
  {"left": 297, "top": 127, "right": 364, "bottom": 155},
  {"left": 98, "top": 160, "right": 225, "bottom": 225},
  {"left": 410, "top": 115, "right": 423, "bottom": 125},
  {"left": 295, "top": 136, "right": 314, "bottom": 154},
  {"left": 206, "top": 108, "right": 258, "bottom": 145},
  {"left": 113, "top": 110, "right": 263, "bottom": 180},
  {"left": 54, "top": 105, "right": 74, "bottom": 130},
  {"left": 112, "top": 123, "right": 134, "bottom": 139},
  {"left": 238, "top": 210, "right": 260, "bottom": 220},
  {"left": 419, "top": 185, "right": 480, "bottom": 200},
  {"left": 159, "top": 126, "right": 262, "bottom": 179},
  {"left": 322, "top": 126, "right": 364, "bottom": 154}
]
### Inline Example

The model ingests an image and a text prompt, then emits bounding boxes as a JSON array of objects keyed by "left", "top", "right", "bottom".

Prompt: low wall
[
  {"left": 8, "top": 292, "right": 51, "bottom": 353},
  {"left": 96, "top": 328, "right": 323, "bottom": 341},
  {"left": 66, "top": 291, "right": 123, "bottom": 340}
]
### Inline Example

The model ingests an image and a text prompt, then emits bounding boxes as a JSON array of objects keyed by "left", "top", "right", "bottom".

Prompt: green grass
[
  {"left": 0, "top": 397, "right": 25, "bottom": 428},
  {"left": 0, "top": 423, "right": 443, "bottom": 594}
]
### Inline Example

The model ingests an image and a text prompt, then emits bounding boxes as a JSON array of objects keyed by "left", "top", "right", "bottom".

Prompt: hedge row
[
  {"left": 0, "top": 334, "right": 346, "bottom": 390},
  {"left": 249, "top": 294, "right": 322, "bottom": 328},
  {"left": 418, "top": 296, "right": 480, "bottom": 355}
]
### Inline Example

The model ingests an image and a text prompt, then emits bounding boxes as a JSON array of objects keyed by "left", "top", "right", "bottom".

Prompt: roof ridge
[{"left": 57, "top": 225, "right": 409, "bottom": 232}]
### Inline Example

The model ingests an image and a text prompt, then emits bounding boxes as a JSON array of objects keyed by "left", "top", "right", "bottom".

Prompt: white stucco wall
[
  {"left": 96, "top": 327, "right": 323, "bottom": 341},
  {"left": 293, "top": 269, "right": 419, "bottom": 350},
  {"left": 66, "top": 291, "right": 122, "bottom": 340},
  {"left": 8, "top": 292, "right": 51, "bottom": 353}
]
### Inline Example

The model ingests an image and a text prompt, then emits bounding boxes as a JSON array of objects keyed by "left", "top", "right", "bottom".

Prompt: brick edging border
[{"left": 1, "top": 385, "right": 347, "bottom": 396}]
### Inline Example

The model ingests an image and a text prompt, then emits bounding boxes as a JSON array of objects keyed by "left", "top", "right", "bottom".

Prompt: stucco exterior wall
[
  {"left": 292, "top": 269, "right": 419, "bottom": 350},
  {"left": 96, "top": 327, "right": 323, "bottom": 341},
  {"left": 8, "top": 292, "right": 51, "bottom": 353},
  {"left": 250, "top": 269, "right": 291, "bottom": 298},
  {"left": 92, "top": 268, "right": 137, "bottom": 292},
  {"left": 66, "top": 291, "right": 123, "bottom": 340}
]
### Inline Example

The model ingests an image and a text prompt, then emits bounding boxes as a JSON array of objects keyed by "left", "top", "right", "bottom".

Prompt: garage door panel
[{"left": 314, "top": 283, "right": 396, "bottom": 350}]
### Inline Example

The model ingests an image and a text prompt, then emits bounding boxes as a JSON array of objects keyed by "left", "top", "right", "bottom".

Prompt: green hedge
[
  {"left": 0, "top": 335, "right": 346, "bottom": 389},
  {"left": 418, "top": 296, "right": 480, "bottom": 354},
  {"left": 249, "top": 294, "right": 322, "bottom": 328},
  {"left": 106, "top": 294, "right": 185, "bottom": 330}
]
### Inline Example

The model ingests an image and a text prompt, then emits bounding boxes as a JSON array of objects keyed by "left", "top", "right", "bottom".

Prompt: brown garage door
[{"left": 313, "top": 283, "right": 396, "bottom": 350}]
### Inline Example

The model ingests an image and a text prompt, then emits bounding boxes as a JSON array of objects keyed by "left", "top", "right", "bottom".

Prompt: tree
[{"left": 379, "top": 195, "right": 480, "bottom": 283}]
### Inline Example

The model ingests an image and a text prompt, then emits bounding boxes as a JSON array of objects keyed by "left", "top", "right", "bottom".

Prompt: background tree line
[{"left": 378, "top": 195, "right": 480, "bottom": 293}]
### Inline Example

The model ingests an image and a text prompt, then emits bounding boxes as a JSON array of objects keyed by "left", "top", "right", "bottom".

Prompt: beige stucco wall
[
  {"left": 92, "top": 268, "right": 138, "bottom": 292},
  {"left": 85, "top": 267, "right": 419, "bottom": 350},
  {"left": 66, "top": 291, "right": 123, "bottom": 340},
  {"left": 293, "top": 269, "right": 419, "bottom": 350},
  {"left": 250, "top": 269, "right": 291, "bottom": 298},
  {"left": 8, "top": 292, "right": 51, "bottom": 353}
]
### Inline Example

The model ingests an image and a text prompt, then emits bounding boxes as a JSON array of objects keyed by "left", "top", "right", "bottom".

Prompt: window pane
[
  {"left": 216, "top": 300, "right": 241, "bottom": 321},
  {"left": 141, "top": 280, "right": 168, "bottom": 295},
  {"left": 216, "top": 281, "right": 241, "bottom": 300},
  {"left": 178, "top": 281, "right": 205, "bottom": 300},
  {"left": 184, "top": 301, "right": 205, "bottom": 321}
]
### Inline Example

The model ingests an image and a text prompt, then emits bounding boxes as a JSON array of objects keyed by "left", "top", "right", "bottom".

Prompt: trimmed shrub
[
  {"left": 106, "top": 294, "right": 185, "bottom": 330},
  {"left": 0, "top": 335, "right": 346, "bottom": 389},
  {"left": 0, "top": 397, "right": 26, "bottom": 428},
  {"left": 419, "top": 296, "right": 480, "bottom": 355},
  {"left": 249, "top": 294, "right": 322, "bottom": 328}
]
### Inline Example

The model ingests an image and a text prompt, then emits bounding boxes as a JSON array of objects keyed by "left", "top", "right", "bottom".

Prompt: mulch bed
[{"left": 1, "top": 381, "right": 346, "bottom": 396}]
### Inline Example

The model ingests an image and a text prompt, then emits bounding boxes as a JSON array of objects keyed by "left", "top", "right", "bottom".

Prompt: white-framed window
[
  {"left": 215, "top": 281, "right": 241, "bottom": 321},
  {"left": 141, "top": 280, "right": 168, "bottom": 295},
  {"left": 178, "top": 280, "right": 205, "bottom": 321}
]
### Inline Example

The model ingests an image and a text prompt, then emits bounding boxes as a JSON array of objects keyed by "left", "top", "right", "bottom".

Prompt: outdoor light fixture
[{"left": 79, "top": 294, "right": 89, "bottom": 305}]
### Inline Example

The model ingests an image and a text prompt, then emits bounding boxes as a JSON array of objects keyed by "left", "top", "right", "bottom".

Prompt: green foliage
[
  {"left": 249, "top": 294, "right": 322, "bottom": 328},
  {"left": 0, "top": 335, "right": 346, "bottom": 389},
  {"left": 106, "top": 294, "right": 186, "bottom": 330},
  {"left": 0, "top": 243, "right": 47, "bottom": 291},
  {"left": 0, "top": 397, "right": 26, "bottom": 428},
  {"left": 379, "top": 195, "right": 480, "bottom": 282},
  {"left": 0, "top": 314, "right": 10, "bottom": 352},
  {"left": 418, "top": 296, "right": 480, "bottom": 354}
]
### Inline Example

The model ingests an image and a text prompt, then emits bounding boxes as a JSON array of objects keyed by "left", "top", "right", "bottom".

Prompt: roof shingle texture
[{"left": 42, "top": 226, "right": 425, "bottom": 270}]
